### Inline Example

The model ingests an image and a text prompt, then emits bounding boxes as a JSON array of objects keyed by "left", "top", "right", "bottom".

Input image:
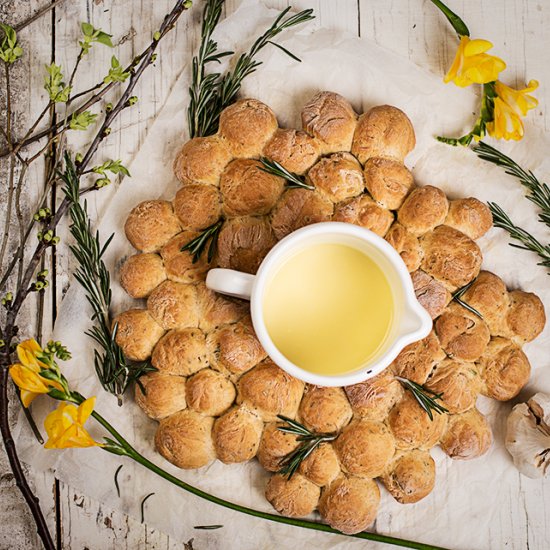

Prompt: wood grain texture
[{"left": 1, "top": 1, "right": 548, "bottom": 549}]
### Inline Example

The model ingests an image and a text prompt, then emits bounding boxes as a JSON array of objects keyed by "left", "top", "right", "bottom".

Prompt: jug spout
[{"left": 400, "top": 302, "right": 433, "bottom": 344}]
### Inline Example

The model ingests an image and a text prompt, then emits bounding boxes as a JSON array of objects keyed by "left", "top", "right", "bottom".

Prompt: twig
[
  {"left": 0, "top": 368, "right": 55, "bottom": 550},
  {"left": 13, "top": 0, "right": 67, "bottom": 33}
]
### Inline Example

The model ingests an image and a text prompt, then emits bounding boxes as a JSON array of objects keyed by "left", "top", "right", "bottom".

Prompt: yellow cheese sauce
[{"left": 263, "top": 243, "right": 394, "bottom": 375}]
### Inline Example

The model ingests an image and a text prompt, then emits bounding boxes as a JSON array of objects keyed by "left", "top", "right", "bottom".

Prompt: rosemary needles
[
  {"left": 61, "top": 153, "right": 156, "bottom": 404},
  {"left": 187, "top": 1, "right": 314, "bottom": 138},
  {"left": 180, "top": 219, "right": 223, "bottom": 263},
  {"left": 474, "top": 141, "right": 550, "bottom": 273},
  {"left": 451, "top": 279, "right": 483, "bottom": 319},
  {"left": 276, "top": 415, "right": 337, "bottom": 479},
  {"left": 259, "top": 157, "right": 314, "bottom": 190},
  {"left": 396, "top": 377, "right": 448, "bottom": 421}
]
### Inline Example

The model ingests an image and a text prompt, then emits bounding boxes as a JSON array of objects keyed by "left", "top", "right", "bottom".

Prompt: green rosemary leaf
[
  {"left": 114, "top": 465, "right": 123, "bottom": 498},
  {"left": 488, "top": 202, "right": 550, "bottom": 273},
  {"left": 277, "top": 416, "right": 337, "bottom": 478},
  {"left": 396, "top": 377, "right": 448, "bottom": 421},
  {"left": 451, "top": 279, "right": 483, "bottom": 319},
  {"left": 429, "top": 0, "right": 470, "bottom": 37},
  {"left": 60, "top": 153, "right": 155, "bottom": 404},
  {"left": 475, "top": 141, "right": 550, "bottom": 228},
  {"left": 140, "top": 492, "right": 155, "bottom": 524},
  {"left": 194, "top": 525, "right": 224, "bottom": 530},
  {"left": 266, "top": 40, "right": 302, "bottom": 62},
  {"left": 259, "top": 157, "right": 314, "bottom": 190},
  {"left": 188, "top": 2, "right": 314, "bottom": 138},
  {"left": 180, "top": 219, "right": 223, "bottom": 263}
]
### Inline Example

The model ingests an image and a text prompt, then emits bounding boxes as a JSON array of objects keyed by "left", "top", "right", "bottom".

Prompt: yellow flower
[
  {"left": 44, "top": 397, "right": 102, "bottom": 449},
  {"left": 17, "top": 339, "right": 48, "bottom": 370},
  {"left": 488, "top": 80, "right": 539, "bottom": 140},
  {"left": 444, "top": 36, "right": 506, "bottom": 87},
  {"left": 9, "top": 339, "right": 64, "bottom": 407}
]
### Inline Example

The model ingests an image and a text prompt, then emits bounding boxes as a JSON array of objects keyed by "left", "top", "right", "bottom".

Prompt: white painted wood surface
[{"left": 1, "top": 0, "right": 549, "bottom": 548}]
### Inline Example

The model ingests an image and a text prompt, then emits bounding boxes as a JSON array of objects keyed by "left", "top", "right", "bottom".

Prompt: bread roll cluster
[{"left": 118, "top": 92, "right": 546, "bottom": 535}]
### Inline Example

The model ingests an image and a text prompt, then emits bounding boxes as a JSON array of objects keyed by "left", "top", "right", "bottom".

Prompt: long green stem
[{"left": 85, "top": 405, "right": 449, "bottom": 549}]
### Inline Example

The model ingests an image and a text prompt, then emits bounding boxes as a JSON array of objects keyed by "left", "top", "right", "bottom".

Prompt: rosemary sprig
[
  {"left": 276, "top": 415, "right": 337, "bottom": 479},
  {"left": 180, "top": 219, "right": 223, "bottom": 263},
  {"left": 488, "top": 202, "right": 550, "bottom": 272},
  {"left": 474, "top": 141, "right": 550, "bottom": 228},
  {"left": 259, "top": 157, "right": 314, "bottom": 190},
  {"left": 396, "top": 377, "right": 448, "bottom": 421},
  {"left": 61, "top": 153, "right": 156, "bottom": 403},
  {"left": 188, "top": 2, "right": 314, "bottom": 137},
  {"left": 451, "top": 279, "right": 483, "bottom": 319}
]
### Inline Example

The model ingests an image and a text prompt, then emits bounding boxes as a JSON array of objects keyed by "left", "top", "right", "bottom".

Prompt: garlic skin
[{"left": 505, "top": 392, "right": 550, "bottom": 479}]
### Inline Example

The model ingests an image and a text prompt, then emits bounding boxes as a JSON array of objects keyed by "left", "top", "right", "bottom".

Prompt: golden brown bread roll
[
  {"left": 388, "top": 392, "right": 447, "bottom": 450},
  {"left": 351, "top": 105, "right": 415, "bottom": 164},
  {"left": 257, "top": 422, "right": 299, "bottom": 472},
  {"left": 119, "top": 253, "right": 167, "bottom": 299},
  {"left": 299, "top": 443, "right": 341, "bottom": 487},
  {"left": 218, "top": 98, "right": 278, "bottom": 157},
  {"left": 344, "top": 370, "right": 404, "bottom": 421},
  {"left": 334, "top": 420, "right": 395, "bottom": 478},
  {"left": 173, "top": 183, "right": 222, "bottom": 230},
  {"left": 391, "top": 330, "right": 446, "bottom": 384},
  {"left": 397, "top": 186, "right": 449, "bottom": 236},
  {"left": 381, "top": 450, "right": 435, "bottom": 504},
  {"left": 113, "top": 309, "right": 165, "bottom": 361},
  {"left": 151, "top": 328, "right": 208, "bottom": 376},
  {"left": 135, "top": 372, "right": 187, "bottom": 420},
  {"left": 460, "top": 271, "right": 509, "bottom": 334},
  {"left": 186, "top": 368, "right": 236, "bottom": 416},
  {"left": 237, "top": 359, "right": 305, "bottom": 422},
  {"left": 263, "top": 129, "right": 321, "bottom": 175},
  {"left": 155, "top": 410, "right": 215, "bottom": 469},
  {"left": 306, "top": 152, "right": 364, "bottom": 203},
  {"left": 301, "top": 91, "right": 357, "bottom": 154},
  {"left": 212, "top": 405, "right": 264, "bottom": 463},
  {"left": 477, "top": 337, "right": 531, "bottom": 401},
  {"left": 147, "top": 280, "right": 200, "bottom": 330},
  {"left": 505, "top": 290, "right": 546, "bottom": 344},
  {"left": 420, "top": 225, "right": 482, "bottom": 290},
  {"left": 318, "top": 475, "right": 380, "bottom": 535},
  {"left": 220, "top": 159, "right": 284, "bottom": 217},
  {"left": 425, "top": 358, "right": 482, "bottom": 414},
  {"left": 445, "top": 198, "right": 492, "bottom": 240},
  {"left": 195, "top": 285, "right": 248, "bottom": 332},
  {"left": 216, "top": 216, "right": 276, "bottom": 274},
  {"left": 333, "top": 193, "right": 394, "bottom": 237},
  {"left": 364, "top": 157, "right": 414, "bottom": 210},
  {"left": 439, "top": 408, "right": 492, "bottom": 460},
  {"left": 385, "top": 223, "right": 423, "bottom": 272},
  {"left": 173, "top": 135, "right": 232, "bottom": 186},
  {"left": 160, "top": 232, "right": 210, "bottom": 283},
  {"left": 125, "top": 200, "right": 182, "bottom": 253},
  {"left": 298, "top": 386, "right": 353, "bottom": 433},
  {"left": 435, "top": 302, "right": 490, "bottom": 362},
  {"left": 265, "top": 473, "right": 320, "bottom": 517},
  {"left": 270, "top": 188, "right": 333, "bottom": 240},
  {"left": 411, "top": 270, "right": 452, "bottom": 320},
  {"left": 207, "top": 316, "right": 266, "bottom": 376}
]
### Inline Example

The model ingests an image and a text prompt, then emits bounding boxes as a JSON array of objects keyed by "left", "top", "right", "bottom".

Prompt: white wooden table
[{"left": 1, "top": 1, "right": 549, "bottom": 548}]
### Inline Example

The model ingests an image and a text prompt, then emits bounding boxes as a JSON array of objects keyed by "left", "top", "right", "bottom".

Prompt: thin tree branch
[{"left": 13, "top": 0, "right": 67, "bottom": 33}]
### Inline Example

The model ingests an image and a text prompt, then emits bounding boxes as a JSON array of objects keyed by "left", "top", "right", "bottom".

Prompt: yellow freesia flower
[
  {"left": 17, "top": 338, "right": 48, "bottom": 370},
  {"left": 488, "top": 80, "right": 539, "bottom": 140},
  {"left": 444, "top": 36, "right": 506, "bottom": 87},
  {"left": 44, "top": 397, "right": 101, "bottom": 449}
]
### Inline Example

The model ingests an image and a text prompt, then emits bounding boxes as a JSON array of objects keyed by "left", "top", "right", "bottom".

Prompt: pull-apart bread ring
[{"left": 117, "top": 92, "right": 544, "bottom": 535}]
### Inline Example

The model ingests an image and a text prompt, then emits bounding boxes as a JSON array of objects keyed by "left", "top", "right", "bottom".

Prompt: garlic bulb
[{"left": 505, "top": 392, "right": 550, "bottom": 479}]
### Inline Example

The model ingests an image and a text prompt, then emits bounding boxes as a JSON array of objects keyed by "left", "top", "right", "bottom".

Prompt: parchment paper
[{"left": 14, "top": 2, "right": 550, "bottom": 549}]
